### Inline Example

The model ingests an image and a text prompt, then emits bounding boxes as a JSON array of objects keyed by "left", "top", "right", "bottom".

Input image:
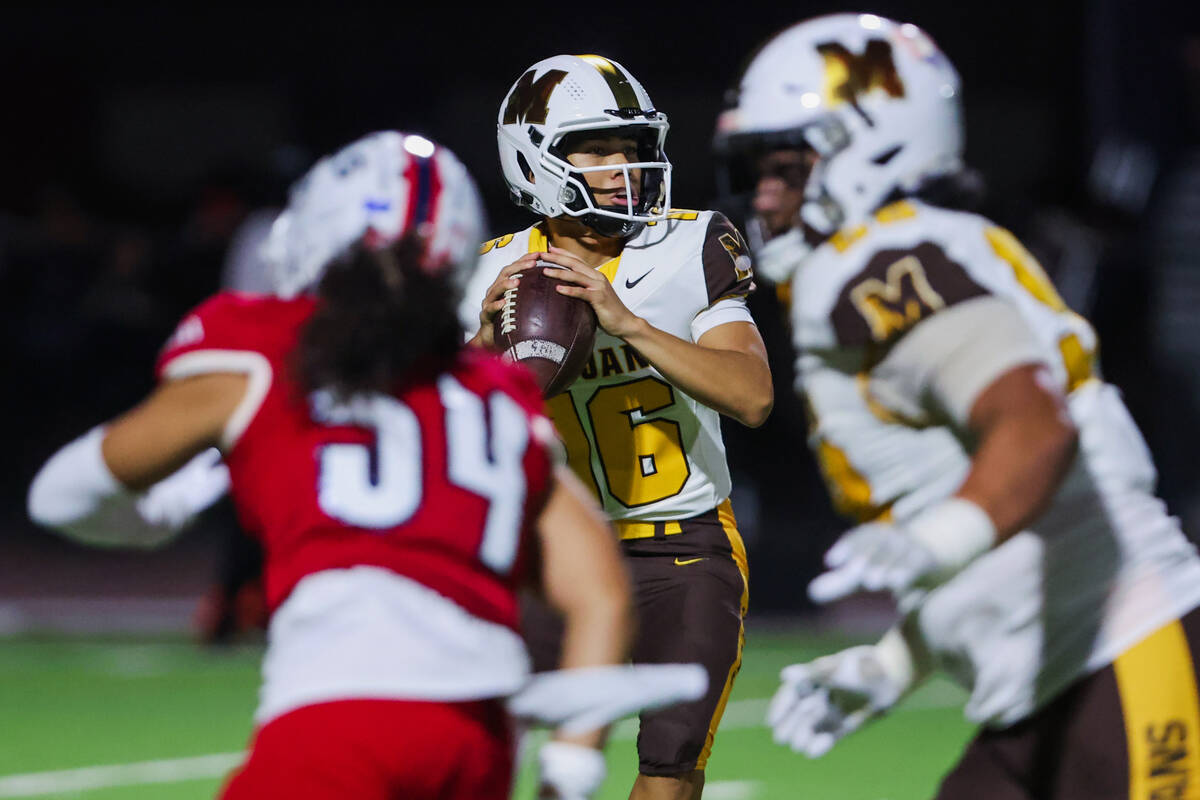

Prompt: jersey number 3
[{"left": 311, "top": 375, "right": 528, "bottom": 574}]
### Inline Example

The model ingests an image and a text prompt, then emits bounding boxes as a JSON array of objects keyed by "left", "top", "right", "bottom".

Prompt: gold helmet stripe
[{"left": 577, "top": 54, "right": 641, "bottom": 110}]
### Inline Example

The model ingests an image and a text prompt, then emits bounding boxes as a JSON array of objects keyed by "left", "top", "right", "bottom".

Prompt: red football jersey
[{"left": 156, "top": 292, "right": 554, "bottom": 630}]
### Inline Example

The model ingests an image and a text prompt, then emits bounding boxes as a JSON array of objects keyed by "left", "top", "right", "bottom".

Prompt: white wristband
[
  {"left": 873, "top": 626, "right": 918, "bottom": 695},
  {"left": 904, "top": 497, "right": 997, "bottom": 574},
  {"left": 538, "top": 741, "right": 606, "bottom": 799}
]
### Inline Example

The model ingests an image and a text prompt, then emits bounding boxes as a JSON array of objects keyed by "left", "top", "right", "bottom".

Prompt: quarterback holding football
[
  {"left": 716, "top": 12, "right": 1200, "bottom": 799},
  {"left": 461, "top": 54, "right": 773, "bottom": 800}
]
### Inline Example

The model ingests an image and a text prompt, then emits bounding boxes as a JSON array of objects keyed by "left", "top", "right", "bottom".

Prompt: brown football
[{"left": 493, "top": 263, "right": 598, "bottom": 397}]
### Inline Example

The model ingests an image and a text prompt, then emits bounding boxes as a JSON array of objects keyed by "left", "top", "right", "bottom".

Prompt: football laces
[{"left": 499, "top": 286, "right": 519, "bottom": 335}]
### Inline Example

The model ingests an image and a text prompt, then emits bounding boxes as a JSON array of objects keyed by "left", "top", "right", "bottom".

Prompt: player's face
[
  {"left": 752, "top": 149, "right": 817, "bottom": 237},
  {"left": 563, "top": 134, "right": 643, "bottom": 209}
]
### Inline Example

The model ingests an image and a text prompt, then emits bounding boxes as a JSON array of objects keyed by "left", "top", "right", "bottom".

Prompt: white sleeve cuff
[
  {"left": 905, "top": 496, "right": 997, "bottom": 573},
  {"left": 691, "top": 296, "right": 755, "bottom": 342}
]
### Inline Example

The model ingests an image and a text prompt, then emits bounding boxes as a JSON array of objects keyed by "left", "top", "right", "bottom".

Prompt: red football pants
[{"left": 220, "top": 698, "right": 513, "bottom": 799}]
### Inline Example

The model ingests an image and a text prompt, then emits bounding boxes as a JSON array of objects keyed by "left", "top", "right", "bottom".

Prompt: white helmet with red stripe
[
  {"left": 497, "top": 54, "right": 672, "bottom": 238},
  {"left": 264, "top": 131, "right": 486, "bottom": 299}
]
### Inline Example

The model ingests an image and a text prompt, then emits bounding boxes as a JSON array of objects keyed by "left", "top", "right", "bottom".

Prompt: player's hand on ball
[
  {"left": 807, "top": 522, "right": 940, "bottom": 604},
  {"left": 540, "top": 246, "right": 641, "bottom": 339},
  {"left": 473, "top": 253, "right": 541, "bottom": 349},
  {"left": 767, "top": 629, "right": 917, "bottom": 757}
]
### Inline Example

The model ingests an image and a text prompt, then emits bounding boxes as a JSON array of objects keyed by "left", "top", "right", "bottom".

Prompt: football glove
[
  {"left": 537, "top": 741, "right": 607, "bottom": 800},
  {"left": 136, "top": 448, "right": 230, "bottom": 532},
  {"left": 808, "top": 498, "right": 996, "bottom": 604},
  {"left": 767, "top": 627, "right": 920, "bottom": 757}
]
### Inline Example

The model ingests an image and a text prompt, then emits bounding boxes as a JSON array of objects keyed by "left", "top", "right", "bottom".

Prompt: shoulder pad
[{"left": 155, "top": 292, "right": 311, "bottom": 381}]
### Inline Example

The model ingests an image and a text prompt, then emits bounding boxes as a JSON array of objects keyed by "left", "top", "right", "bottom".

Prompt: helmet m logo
[
  {"left": 849, "top": 255, "right": 944, "bottom": 342},
  {"left": 502, "top": 69, "right": 569, "bottom": 126},
  {"left": 817, "top": 40, "right": 906, "bottom": 111}
]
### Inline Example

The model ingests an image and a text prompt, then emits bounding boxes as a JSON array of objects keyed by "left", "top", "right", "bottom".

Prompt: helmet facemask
[{"left": 543, "top": 122, "right": 671, "bottom": 238}]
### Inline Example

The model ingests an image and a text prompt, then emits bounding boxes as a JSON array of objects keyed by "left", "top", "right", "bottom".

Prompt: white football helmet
[
  {"left": 497, "top": 54, "right": 671, "bottom": 238},
  {"left": 264, "top": 131, "right": 486, "bottom": 299},
  {"left": 715, "top": 13, "right": 963, "bottom": 237}
]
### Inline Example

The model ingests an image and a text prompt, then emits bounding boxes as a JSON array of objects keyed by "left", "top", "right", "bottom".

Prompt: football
[{"left": 493, "top": 262, "right": 598, "bottom": 397}]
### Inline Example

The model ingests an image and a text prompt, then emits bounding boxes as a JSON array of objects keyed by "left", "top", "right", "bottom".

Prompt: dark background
[{"left": 2, "top": 1, "right": 1198, "bottom": 629}]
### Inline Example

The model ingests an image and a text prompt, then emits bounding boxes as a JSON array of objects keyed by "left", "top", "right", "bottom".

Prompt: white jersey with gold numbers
[
  {"left": 791, "top": 198, "right": 1200, "bottom": 726},
  {"left": 460, "top": 210, "right": 756, "bottom": 528}
]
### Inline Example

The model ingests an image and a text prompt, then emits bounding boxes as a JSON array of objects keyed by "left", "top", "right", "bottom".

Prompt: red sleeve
[
  {"left": 155, "top": 292, "right": 314, "bottom": 382},
  {"left": 458, "top": 349, "right": 563, "bottom": 474}
]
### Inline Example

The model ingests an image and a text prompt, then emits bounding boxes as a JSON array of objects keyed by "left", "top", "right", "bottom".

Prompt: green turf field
[{"left": 0, "top": 630, "right": 975, "bottom": 799}]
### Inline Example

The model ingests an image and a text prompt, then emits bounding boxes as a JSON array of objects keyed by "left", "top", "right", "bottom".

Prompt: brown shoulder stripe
[{"left": 700, "top": 212, "right": 756, "bottom": 306}]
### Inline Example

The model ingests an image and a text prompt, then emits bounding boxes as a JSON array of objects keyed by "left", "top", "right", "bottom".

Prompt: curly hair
[{"left": 295, "top": 235, "right": 463, "bottom": 400}]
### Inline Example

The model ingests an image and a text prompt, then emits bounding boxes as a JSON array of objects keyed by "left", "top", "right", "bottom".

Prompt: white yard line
[
  {"left": 703, "top": 781, "right": 761, "bottom": 799},
  {"left": 0, "top": 753, "right": 243, "bottom": 797},
  {"left": 0, "top": 688, "right": 962, "bottom": 797}
]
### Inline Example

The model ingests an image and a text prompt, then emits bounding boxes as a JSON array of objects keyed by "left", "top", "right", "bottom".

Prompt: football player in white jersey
[
  {"left": 460, "top": 54, "right": 773, "bottom": 800},
  {"left": 715, "top": 13, "right": 1200, "bottom": 800}
]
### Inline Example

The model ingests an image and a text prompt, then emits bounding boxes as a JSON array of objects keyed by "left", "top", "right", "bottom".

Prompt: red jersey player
[{"left": 28, "top": 131, "right": 705, "bottom": 800}]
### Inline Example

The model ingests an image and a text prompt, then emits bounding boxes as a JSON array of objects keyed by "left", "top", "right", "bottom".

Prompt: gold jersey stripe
[
  {"left": 985, "top": 226, "right": 1066, "bottom": 312},
  {"left": 1059, "top": 329, "right": 1097, "bottom": 394},
  {"left": 816, "top": 438, "right": 877, "bottom": 522},
  {"left": 1112, "top": 618, "right": 1200, "bottom": 800},
  {"left": 527, "top": 224, "right": 621, "bottom": 284},
  {"left": 528, "top": 224, "right": 548, "bottom": 253},
  {"left": 577, "top": 54, "right": 641, "bottom": 110},
  {"left": 697, "top": 499, "right": 749, "bottom": 770}
]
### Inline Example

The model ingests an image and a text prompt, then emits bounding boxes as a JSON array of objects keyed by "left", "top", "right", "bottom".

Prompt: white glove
[
  {"left": 808, "top": 498, "right": 996, "bottom": 604},
  {"left": 537, "top": 741, "right": 606, "bottom": 800},
  {"left": 136, "top": 448, "right": 230, "bottom": 531},
  {"left": 767, "top": 627, "right": 919, "bottom": 757}
]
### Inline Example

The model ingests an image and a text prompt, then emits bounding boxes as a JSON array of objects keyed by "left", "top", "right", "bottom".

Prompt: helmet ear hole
[{"left": 516, "top": 153, "right": 535, "bottom": 183}]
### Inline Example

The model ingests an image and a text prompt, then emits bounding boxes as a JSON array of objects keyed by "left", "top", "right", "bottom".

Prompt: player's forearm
[
  {"left": 553, "top": 590, "right": 632, "bottom": 750},
  {"left": 619, "top": 317, "right": 773, "bottom": 427},
  {"left": 538, "top": 468, "right": 635, "bottom": 670},
  {"left": 559, "top": 597, "right": 633, "bottom": 672},
  {"left": 956, "top": 410, "right": 1077, "bottom": 543}
]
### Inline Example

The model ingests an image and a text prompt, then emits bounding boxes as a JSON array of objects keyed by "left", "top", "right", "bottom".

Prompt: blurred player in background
[
  {"left": 461, "top": 54, "right": 772, "bottom": 800},
  {"left": 28, "top": 131, "right": 706, "bottom": 800},
  {"left": 715, "top": 13, "right": 1200, "bottom": 799}
]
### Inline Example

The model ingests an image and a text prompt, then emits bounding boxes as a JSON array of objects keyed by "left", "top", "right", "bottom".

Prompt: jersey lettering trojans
[
  {"left": 460, "top": 210, "right": 756, "bottom": 522},
  {"left": 156, "top": 292, "right": 555, "bottom": 631},
  {"left": 791, "top": 199, "right": 1200, "bottom": 726}
]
